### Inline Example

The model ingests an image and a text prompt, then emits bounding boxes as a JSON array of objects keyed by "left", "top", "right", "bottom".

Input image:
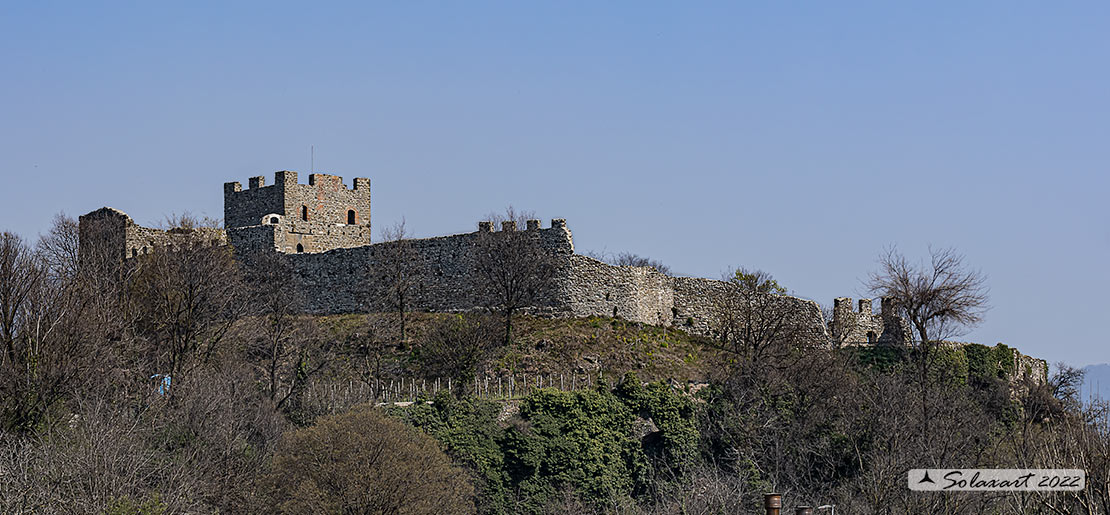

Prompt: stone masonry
[
  {"left": 78, "top": 171, "right": 882, "bottom": 347},
  {"left": 78, "top": 207, "right": 226, "bottom": 262},
  {"left": 830, "top": 297, "right": 912, "bottom": 345},
  {"left": 224, "top": 171, "right": 371, "bottom": 255}
]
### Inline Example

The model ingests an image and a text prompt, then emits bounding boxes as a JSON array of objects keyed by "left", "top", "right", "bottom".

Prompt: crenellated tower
[
  {"left": 223, "top": 171, "right": 371, "bottom": 255},
  {"left": 830, "top": 296, "right": 910, "bottom": 345}
]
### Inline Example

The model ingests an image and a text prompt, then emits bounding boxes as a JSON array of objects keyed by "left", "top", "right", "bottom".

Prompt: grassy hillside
[
  {"left": 314, "top": 312, "right": 728, "bottom": 384},
  {"left": 310, "top": 312, "right": 1043, "bottom": 390}
]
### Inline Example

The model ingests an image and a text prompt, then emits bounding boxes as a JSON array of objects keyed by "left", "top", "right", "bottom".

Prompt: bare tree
[
  {"left": 0, "top": 220, "right": 121, "bottom": 433},
  {"left": 130, "top": 215, "right": 246, "bottom": 375},
  {"left": 473, "top": 207, "right": 558, "bottom": 346},
  {"left": 710, "top": 268, "right": 804, "bottom": 363},
  {"left": 866, "top": 246, "right": 989, "bottom": 439},
  {"left": 610, "top": 252, "right": 672, "bottom": 276},
  {"left": 340, "top": 313, "right": 394, "bottom": 387},
  {"left": 244, "top": 251, "right": 327, "bottom": 408},
  {"left": 0, "top": 232, "right": 77, "bottom": 432},
  {"left": 993, "top": 365, "right": 1110, "bottom": 513},
  {"left": 376, "top": 219, "right": 422, "bottom": 349},
  {"left": 0, "top": 233, "right": 43, "bottom": 369},
  {"left": 0, "top": 363, "right": 286, "bottom": 513},
  {"left": 866, "top": 246, "right": 989, "bottom": 346},
  {"left": 415, "top": 314, "right": 498, "bottom": 396},
  {"left": 36, "top": 213, "right": 81, "bottom": 283}
]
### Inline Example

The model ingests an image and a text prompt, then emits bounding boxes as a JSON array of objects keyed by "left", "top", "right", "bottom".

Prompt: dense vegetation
[{"left": 1, "top": 217, "right": 1107, "bottom": 513}]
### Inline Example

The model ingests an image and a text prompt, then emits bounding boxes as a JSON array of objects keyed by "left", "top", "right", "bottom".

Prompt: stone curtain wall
[
  {"left": 78, "top": 206, "right": 833, "bottom": 344},
  {"left": 670, "top": 277, "right": 828, "bottom": 343},
  {"left": 287, "top": 233, "right": 482, "bottom": 314},
  {"left": 560, "top": 255, "right": 674, "bottom": 325},
  {"left": 287, "top": 221, "right": 576, "bottom": 314},
  {"left": 671, "top": 277, "right": 738, "bottom": 336},
  {"left": 281, "top": 219, "right": 830, "bottom": 344},
  {"left": 288, "top": 245, "right": 373, "bottom": 312}
]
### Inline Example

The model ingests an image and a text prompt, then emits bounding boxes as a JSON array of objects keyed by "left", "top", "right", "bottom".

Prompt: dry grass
[{"left": 312, "top": 312, "right": 725, "bottom": 384}]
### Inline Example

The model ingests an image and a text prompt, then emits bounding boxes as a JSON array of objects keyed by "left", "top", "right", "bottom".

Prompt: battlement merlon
[
  {"left": 880, "top": 297, "right": 898, "bottom": 322},
  {"left": 225, "top": 171, "right": 370, "bottom": 194},
  {"left": 223, "top": 171, "right": 371, "bottom": 233},
  {"left": 834, "top": 296, "right": 894, "bottom": 316},
  {"left": 830, "top": 295, "right": 909, "bottom": 345},
  {"left": 474, "top": 218, "right": 574, "bottom": 254},
  {"left": 549, "top": 218, "right": 572, "bottom": 253}
]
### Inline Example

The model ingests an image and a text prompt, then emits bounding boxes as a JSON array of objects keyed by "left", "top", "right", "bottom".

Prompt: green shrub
[
  {"left": 848, "top": 346, "right": 907, "bottom": 372},
  {"left": 966, "top": 343, "right": 997, "bottom": 386},
  {"left": 993, "top": 343, "right": 1016, "bottom": 378},
  {"left": 928, "top": 346, "right": 969, "bottom": 386},
  {"left": 392, "top": 392, "right": 509, "bottom": 513},
  {"left": 614, "top": 373, "right": 699, "bottom": 471},
  {"left": 395, "top": 378, "right": 699, "bottom": 513},
  {"left": 507, "top": 387, "right": 642, "bottom": 510},
  {"left": 966, "top": 343, "right": 1018, "bottom": 386}
]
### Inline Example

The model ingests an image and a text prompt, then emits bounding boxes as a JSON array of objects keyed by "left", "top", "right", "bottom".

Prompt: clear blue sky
[{"left": 2, "top": 2, "right": 1107, "bottom": 366}]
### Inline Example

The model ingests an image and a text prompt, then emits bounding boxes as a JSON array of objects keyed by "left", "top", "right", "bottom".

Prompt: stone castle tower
[{"left": 223, "top": 171, "right": 371, "bottom": 255}]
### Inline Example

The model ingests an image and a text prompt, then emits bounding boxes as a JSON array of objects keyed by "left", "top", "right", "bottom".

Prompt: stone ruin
[{"left": 829, "top": 297, "right": 912, "bottom": 346}]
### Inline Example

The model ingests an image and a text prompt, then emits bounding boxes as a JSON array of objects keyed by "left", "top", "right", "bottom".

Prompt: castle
[{"left": 78, "top": 170, "right": 909, "bottom": 346}]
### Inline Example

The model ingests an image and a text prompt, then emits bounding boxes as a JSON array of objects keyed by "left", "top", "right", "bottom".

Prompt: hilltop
[
  {"left": 280, "top": 312, "right": 1045, "bottom": 400},
  {"left": 2, "top": 213, "right": 1097, "bottom": 514}
]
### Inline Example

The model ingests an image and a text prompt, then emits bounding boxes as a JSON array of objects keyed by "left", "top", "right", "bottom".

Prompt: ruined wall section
[
  {"left": 559, "top": 255, "right": 673, "bottom": 325},
  {"left": 671, "top": 277, "right": 734, "bottom": 336},
  {"left": 126, "top": 225, "right": 226, "bottom": 256},
  {"left": 224, "top": 171, "right": 371, "bottom": 254},
  {"left": 78, "top": 208, "right": 131, "bottom": 263},
  {"left": 669, "top": 277, "right": 828, "bottom": 343},
  {"left": 78, "top": 207, "right": 226, "bottom": 262},
  {"left": 543, "top": 254, "right": 829, "bottom": 344},
  {"left": 831, "top": 297, "right": 910, "bottom": 345},
  {"left": 1014, "top": 352, "right": 1049, "bottom": 385}
]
